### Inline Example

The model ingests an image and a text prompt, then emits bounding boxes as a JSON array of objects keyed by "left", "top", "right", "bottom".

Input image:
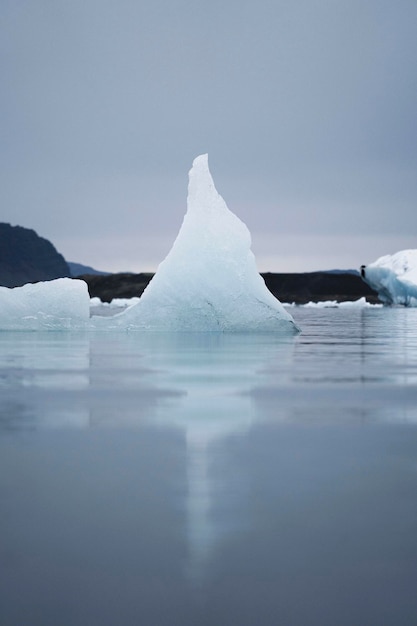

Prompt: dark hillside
[
  {"left": 0, "top": 223, "right": 70, "bottom": 287},
  {"left": 262, "top": 272, "right": 379, "bottom": 304},
  {"left": 80, "top": 272, "right": 154, "bottom": 302},
  {"left": 79, "top": 270, "right": 379, "bottom": 304}
]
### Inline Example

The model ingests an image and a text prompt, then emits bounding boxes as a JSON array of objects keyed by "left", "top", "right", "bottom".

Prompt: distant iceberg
[
  {"left": 101, "top": 154, "right": 298, "bottom": 332},
  {"left": 0, "top": 156, "right": 298, "bottom": 333},
  {"left": 361, "top": 250, "right": 417, "bottom": 306}
]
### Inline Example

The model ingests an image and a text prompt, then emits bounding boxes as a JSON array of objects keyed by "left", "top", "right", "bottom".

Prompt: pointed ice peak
[
  {"left": 188, "top": 153, "right": 210, "bottom": 183},
  {"left": 111, "top": 154, "right": 299, "bottom": 332},
  {"left": 191, "top": 153, "right": 209, "bottom": 170},
  {"left": 187, "top": 153, "right": 228, "bottom": 215}
]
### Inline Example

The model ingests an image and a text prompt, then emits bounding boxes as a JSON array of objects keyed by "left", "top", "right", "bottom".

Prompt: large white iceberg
[
  {"left": 361, "top": 250, "right": 417, "bottom": 306},
  {"left": 0, "top": 156, "right": 298, "bottom": 333},
  {"left": 104, "top": 154, "right": 298, "bottom": 332},
  {"left": 0, "top": 278, "right": 90, "bottom": 330}
]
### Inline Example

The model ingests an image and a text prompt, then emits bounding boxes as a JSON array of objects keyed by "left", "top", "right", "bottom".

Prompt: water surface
[{"left": 1, "top": 307, "right": 417, "bottom": 625}]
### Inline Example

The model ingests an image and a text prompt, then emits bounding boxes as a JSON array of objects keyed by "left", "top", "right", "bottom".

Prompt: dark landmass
[
  {"left": 262, "top": 272, "right": 378, "bottom": 304},
  {"left": 80, "top": 272, "right": 155, "bottom": 301},
  {"left": 68, "top": 261, "right": 110, "bottom": 277},
  {"left": 79, "top": 270, "right": 379, "bottom": 304},
  {"left": 0, "top": 223, "right": 70, "bottom": 287}
]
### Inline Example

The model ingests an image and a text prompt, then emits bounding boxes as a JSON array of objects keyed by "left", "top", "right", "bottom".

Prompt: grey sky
[{"left": 1, "top": 0, "right": 416, "bottom": 272}]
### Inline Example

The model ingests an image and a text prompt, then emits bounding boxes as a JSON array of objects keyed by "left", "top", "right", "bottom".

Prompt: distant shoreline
[{"left": 77, "top": 271, "right": 379, "bottom": 305}]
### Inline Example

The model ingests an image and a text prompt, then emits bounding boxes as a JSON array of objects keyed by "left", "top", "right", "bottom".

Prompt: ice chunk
[
  {"left": 108, "top": 154, "right": 298, "bottom": 332},
  {"left": 284, "top": 297, "right": 381, "bottom": 309},
  {"left": 89, "top": 296, "right": 140, "bottom": 317},
  {"left": 0, "top": 278, "right": 90, "bottom": 330},
  {"left": 361, "top": 250, "right": 417, "bottom": 306}
]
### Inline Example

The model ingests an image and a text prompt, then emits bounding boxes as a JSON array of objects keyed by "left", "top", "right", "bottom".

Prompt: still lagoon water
[{"left": 1, "top": 306, "right": 417, "bottom": 625}]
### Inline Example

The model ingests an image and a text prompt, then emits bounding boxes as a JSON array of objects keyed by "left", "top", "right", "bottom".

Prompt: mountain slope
[{"left": 0, "top": 223, "right": 70, "bottom": 287}]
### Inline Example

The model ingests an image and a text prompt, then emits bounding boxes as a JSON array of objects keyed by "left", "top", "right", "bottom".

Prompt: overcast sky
[{"left": 1, "top": 0, "right": 416, "bottom": 272}]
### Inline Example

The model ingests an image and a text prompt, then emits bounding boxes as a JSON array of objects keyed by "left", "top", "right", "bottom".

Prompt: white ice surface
[
  {"left": 0, "top": 278, "right": 90, "bottom": 330},
  {"left": 89, "top": 297, "right": 140, "bottom": 317},
  {"left": 362, "top": 250, "right": 417, "bottom": 306},
  {"left": 98, "top": 154, "right": 298, "bottom": 332},
  {"left": 90, "top": 297, "right": 140, "bottom": 308},
  {"left": 283, "top": 297, "right": 382, "bottom": 309}
]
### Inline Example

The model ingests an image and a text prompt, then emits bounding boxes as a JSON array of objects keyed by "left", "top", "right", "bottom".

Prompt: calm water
[{"left": 1, "top": 307, "right": 417, "bottom": 625}]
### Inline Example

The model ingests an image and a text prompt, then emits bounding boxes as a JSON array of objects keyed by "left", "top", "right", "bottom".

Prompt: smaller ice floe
[
  {"left": 89, "top": 297, "right": 140, "bottom": 317},
  {"left": 284, "top": 297, "right": 382, "bottom": 309},
  {"left": 361, "top": 250, "right": 417, "bottom": 306},
  {"left": 90, "top": 297, "right": 140, "bottom": 307},
  {"left": 0, "top": 278, "right": 90, "bottom": 330}
]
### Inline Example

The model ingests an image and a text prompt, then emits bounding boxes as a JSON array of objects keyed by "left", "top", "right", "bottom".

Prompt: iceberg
[
  {"left": 361, "top": 250, "right": 417, "bottom": 306},
  {"left": 0, "top": 156, "right": 298, "bottom": 333},
  {"left": 0, "top": 278, "right": 90, "bottom": 330},
  {"left": 105, "top": 154, "right": 298, "bottom": 332}
]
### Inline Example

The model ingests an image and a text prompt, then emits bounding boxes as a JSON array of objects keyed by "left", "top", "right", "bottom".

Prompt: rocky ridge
[{"left": 0, "top": 223, "right": 70, "bottom": 287}]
